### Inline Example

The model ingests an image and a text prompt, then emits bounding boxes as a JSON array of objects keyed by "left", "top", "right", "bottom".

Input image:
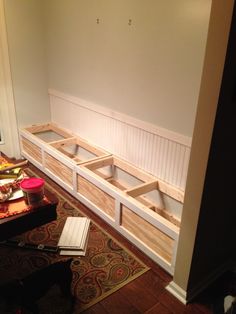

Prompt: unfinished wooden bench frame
[
  {"left": 19, "top": 123, "right": 184, "bottom": 274},
  {"left": 76, "top": 156, "right": 182, "bottom": 274}
]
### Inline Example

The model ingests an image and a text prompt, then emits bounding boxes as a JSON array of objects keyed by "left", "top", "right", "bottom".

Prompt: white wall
[
  {"left": 4, "top": 0, "right": 50, "bottom": 128},
  {"left": 44, "top": 0, "right": 211, "bottom": 137},
  {"left": 3, "top": 0, "right": 212, "bottom": 137}
]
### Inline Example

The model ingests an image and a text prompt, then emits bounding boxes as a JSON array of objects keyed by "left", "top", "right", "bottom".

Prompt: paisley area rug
[{"left": 0, "top": 167, "right": 149, "bottom": 313}]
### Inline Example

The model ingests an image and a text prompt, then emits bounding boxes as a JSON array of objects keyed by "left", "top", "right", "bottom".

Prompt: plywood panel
[
  {"left": 21, "top": 137, "right": 42, "bottom": 164},
  {"left": 121, "top": 205, "right": 174, "bottom": 263},
  {"left": 45, "top": 152, "right": 73, "bottom": 187},
  {"left": 77, "top": 175, "right": 115, "bottom": 219}
]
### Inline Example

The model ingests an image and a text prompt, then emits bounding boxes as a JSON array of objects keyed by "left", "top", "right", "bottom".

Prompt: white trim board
[
  {"left": 0, "top": 0, "right": 20, "bottom": 158},
  {"left": 166, "top": 281, "right": 187, "bottom": 304},
  {"left": 49, "top": 89, "right": 191, "bottom": 191},
  {"left": 166, "top": 260, "right": 234, "bottom": 304}
]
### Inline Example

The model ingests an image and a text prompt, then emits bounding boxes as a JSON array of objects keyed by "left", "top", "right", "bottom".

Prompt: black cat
[{"left": 0, "top": 258, "right": 74, "bottom": 313}]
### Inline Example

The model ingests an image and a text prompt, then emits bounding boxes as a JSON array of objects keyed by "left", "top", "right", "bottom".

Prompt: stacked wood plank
[{"left": 58, "top": 217, "right": 90, "bottom": 256}]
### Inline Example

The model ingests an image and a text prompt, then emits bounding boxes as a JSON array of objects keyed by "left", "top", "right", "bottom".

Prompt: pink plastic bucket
[{"left": 20, "top": 177, "right": 45, "bottom": 205}]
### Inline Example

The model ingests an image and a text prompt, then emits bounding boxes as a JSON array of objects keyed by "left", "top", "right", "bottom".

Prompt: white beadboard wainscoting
[{"left": 49, "top": 89, "right": 191, "bottom": 192}]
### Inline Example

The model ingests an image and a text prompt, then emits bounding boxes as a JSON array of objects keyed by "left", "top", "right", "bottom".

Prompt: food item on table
[
  {"left": 0, "top": 179, "right": 21, "bottom": 202},
  {"left": 0, "top": 156, "right": 10, "bottom": 165},
  {"left": 0, "top": 184, "right": 11, "bottom": 194},
  {"left": 0, "top": 187, "right": 12, "bottom": 202},
  {"left": 0, "top": 179, "right": 21, "bottom": 192},
  {"left": 0, "top": 167, "right": 22, "bottom": 179},
  {"left": 0, "top": 162, "right": 14, "bottom": 171}
]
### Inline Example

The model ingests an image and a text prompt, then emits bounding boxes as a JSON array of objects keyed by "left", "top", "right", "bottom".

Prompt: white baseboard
[
  {"left": 166, "top": 281, "right": 187, "bottom": 304},
  {"left": 166, "top": 260, "right": 234, "bottom": 304}
]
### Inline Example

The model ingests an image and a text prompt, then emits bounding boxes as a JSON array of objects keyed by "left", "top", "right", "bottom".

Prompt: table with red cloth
[{"left": 0, "top": 154, "right": 58, "bottom": 240}]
